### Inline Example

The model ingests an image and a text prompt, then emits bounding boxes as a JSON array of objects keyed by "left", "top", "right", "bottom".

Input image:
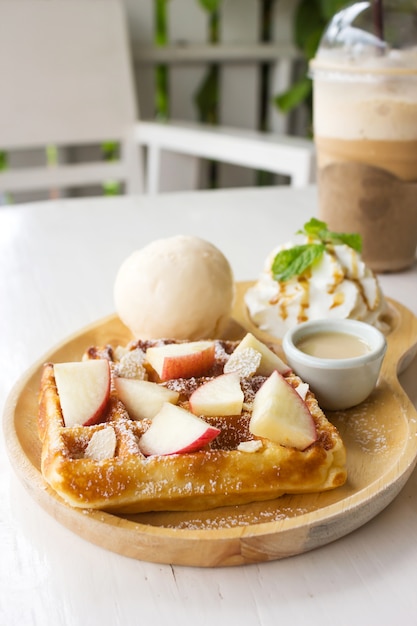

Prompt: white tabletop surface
[{"left": 1, "top": 186, "right": 417, "bottom": 626}]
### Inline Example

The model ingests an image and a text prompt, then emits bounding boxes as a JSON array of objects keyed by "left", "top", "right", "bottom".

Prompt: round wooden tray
[{"left": 4, "top": 282, "right": 417, "bottom": 567}]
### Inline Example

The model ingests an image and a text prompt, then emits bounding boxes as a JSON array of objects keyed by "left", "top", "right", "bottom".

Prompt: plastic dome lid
[{"left": 311, "top": 0, "right": 417, "bottom": 75}]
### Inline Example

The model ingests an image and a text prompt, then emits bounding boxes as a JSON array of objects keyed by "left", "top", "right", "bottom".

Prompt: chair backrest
[{"left": 0, "top": 0, "right": 143, "bottom": 199}]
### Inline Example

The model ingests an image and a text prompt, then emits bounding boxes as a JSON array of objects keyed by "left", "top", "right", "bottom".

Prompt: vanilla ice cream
[
  {"left": 245, "top": 233, "right": 390, "bottom": 339},
  {"left": 114, "top": 235, "right": 234, "bottom": 340}
]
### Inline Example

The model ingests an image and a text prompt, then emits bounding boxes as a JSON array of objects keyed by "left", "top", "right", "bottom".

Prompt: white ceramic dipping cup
[{"left": 282, "top": 319, "right": 387, "bottom": 411}]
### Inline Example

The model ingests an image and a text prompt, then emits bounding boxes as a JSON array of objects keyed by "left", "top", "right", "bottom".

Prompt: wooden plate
[{"left": 4, "top": 282, "right": 417, "bottom": 567}]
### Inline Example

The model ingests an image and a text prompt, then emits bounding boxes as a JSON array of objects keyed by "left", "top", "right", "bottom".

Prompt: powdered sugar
[
  {"left": 114, "top": 348, "right": 147, "bottom": 379},
  {"left": 161, "top": 504, "right": 311, "bottom": 530}
]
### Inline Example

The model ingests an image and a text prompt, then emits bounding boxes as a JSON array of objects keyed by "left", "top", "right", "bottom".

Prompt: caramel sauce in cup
[{"left": 283, "top": 319, "right": 386, "bottom": 411}]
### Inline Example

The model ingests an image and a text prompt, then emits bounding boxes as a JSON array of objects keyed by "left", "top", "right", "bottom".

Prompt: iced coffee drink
[{"left": 311, "top": 1, "right": 417, "bottom": 272}]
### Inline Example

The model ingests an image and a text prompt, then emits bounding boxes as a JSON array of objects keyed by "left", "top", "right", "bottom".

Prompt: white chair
[
  {"left": 0, "top": 0, "right": 315, "bottom": 202},
  {"left": 0, "top": 0, "right": 143, "bottom": 200}
]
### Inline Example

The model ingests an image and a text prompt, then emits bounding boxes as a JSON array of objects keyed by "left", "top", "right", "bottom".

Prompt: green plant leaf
[
  {"left": 271, "top": 243, "right": 325, "bottom": 282},
  {"left": 294, "top": 0, "right": 324, "bottom": 53},
  {"left": 304, "top": 27, "right": 324, "bottom": 60},
  {"left": 198, "top": 0, "right": 221, "bottom": 13},
  {"left": 103, "top": 180, "right": 121, "bottom": 196},
  {"left": 0, "top": 151, "right": 7, "bottom": 171},
  {"left": 155, "top": 0, "right": 168, "bottom": 46},
  {"left": 46, "top": 144, "right": 59, "bottom": 167},
  {"left": 273, "top": 0, "right": 347, "bottom": 120},
  {"left": 102, "top": 141, "right": 118, "bottom": 160},
  {"left": 194, "top": 65, "right": 219, "bottom": 123},
  {"left": 319, "top": 0, "right": 349, "bottom": 21},
  {"left": 274, "top": 76, "right": 311, "bottom": 113}
]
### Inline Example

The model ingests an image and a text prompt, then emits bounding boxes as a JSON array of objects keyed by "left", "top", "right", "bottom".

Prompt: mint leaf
[
  {"left": 298, "top": 218, "right": 362, "bottom": 252},
  {"left": 272, "top": 243, "right": 325, "bottom": 282},
  {"left": 272, "top": 218, "right": 362, "bottom": 283},
  {"left": 327, "top": 231, "right": 362, "bottom": 252},
  {"left": 298, "top": 217, "right": 327, "bottom": 238}
]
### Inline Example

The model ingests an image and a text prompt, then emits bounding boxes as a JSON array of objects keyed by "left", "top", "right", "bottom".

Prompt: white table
[{"left": 1, "top": 186, "right": 417, "bottom": 626}]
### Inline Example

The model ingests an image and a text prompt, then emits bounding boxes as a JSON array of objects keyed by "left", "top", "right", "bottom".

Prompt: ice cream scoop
[
  {"left": 114, "top": 235, "right": 235, "bottom": 340},
  {"left": 245, "top": 219, "right": 390, "bottom": 339}
]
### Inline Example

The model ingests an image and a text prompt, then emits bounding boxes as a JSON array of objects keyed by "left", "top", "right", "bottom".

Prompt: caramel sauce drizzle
[{"left": 269, "top": 246, "right": 378, "bottom": 322}]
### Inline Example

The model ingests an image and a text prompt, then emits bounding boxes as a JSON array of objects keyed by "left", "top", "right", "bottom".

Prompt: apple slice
[
  {"left": 115, "top": 377, "right": 179, "bottom": 420},
  {"left": 84, "top": 426, "right": 117, "bottom": 461},
  {"left": 228, "top": 333, "right": 291, "bottom": 376},
  {"left": 54, "top": 359, "right": 110, "bottom": 427},
  {"left": 189, "top": 372, "right": 244, "bottom": 416},
  {"left": 145, "top": 341, "right": 215, "bottom": 381},
  {"left": 138, "top": 402, "right": 220, "bottom": 456},
  {"left": 249, "top": 370, "right": 317, "bottom": 450}
]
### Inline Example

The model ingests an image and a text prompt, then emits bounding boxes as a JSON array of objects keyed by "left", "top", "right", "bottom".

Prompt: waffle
[{"left": 37, "top": 338, "right": 347, "bottom": 514}]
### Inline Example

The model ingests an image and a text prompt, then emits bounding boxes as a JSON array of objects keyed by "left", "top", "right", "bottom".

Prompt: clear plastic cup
[{"left": 310, "top": 0, "right": 417, "bottom": 272}]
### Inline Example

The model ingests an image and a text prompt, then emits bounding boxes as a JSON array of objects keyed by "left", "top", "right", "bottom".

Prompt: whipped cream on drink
[{"left": 245, "top": 219, "right": 389, "bottom": 339}]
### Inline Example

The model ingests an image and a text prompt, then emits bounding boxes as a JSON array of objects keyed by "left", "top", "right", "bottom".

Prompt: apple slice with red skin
[
  {"left": 54, "top": 359, "right": 110, "bottom": 427},
  {"left": 228, "top": 333, "right": 291, "bottom": 376},
  {"left": 145, "top": 341, "right": 215, "bottom": 381},
  {"left": 138, "top": 402, "right": 220, "bottom": 456},
  {"left": 249, "top": 370, "right": 317, "bottom": 450},
  {"left": 189, "top": 372, "right": 244, "bottom": 416},
  {"left": 115, "top": 377, "right": 179, "bottom": 420}
]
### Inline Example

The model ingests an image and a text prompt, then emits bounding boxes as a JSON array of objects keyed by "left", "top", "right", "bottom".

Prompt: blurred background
[{"left": 1, "top": 0, "right": 347, "bottom": 202}]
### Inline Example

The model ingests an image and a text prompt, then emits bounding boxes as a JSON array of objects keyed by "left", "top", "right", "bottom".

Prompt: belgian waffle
[{"left": 38, "top": 338, "right": 347, "bottom": 514}]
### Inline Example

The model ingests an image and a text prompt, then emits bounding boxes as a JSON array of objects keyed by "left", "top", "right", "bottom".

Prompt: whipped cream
[{"left": 245, "top": 238, "right": 390, "bottom": 339}]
